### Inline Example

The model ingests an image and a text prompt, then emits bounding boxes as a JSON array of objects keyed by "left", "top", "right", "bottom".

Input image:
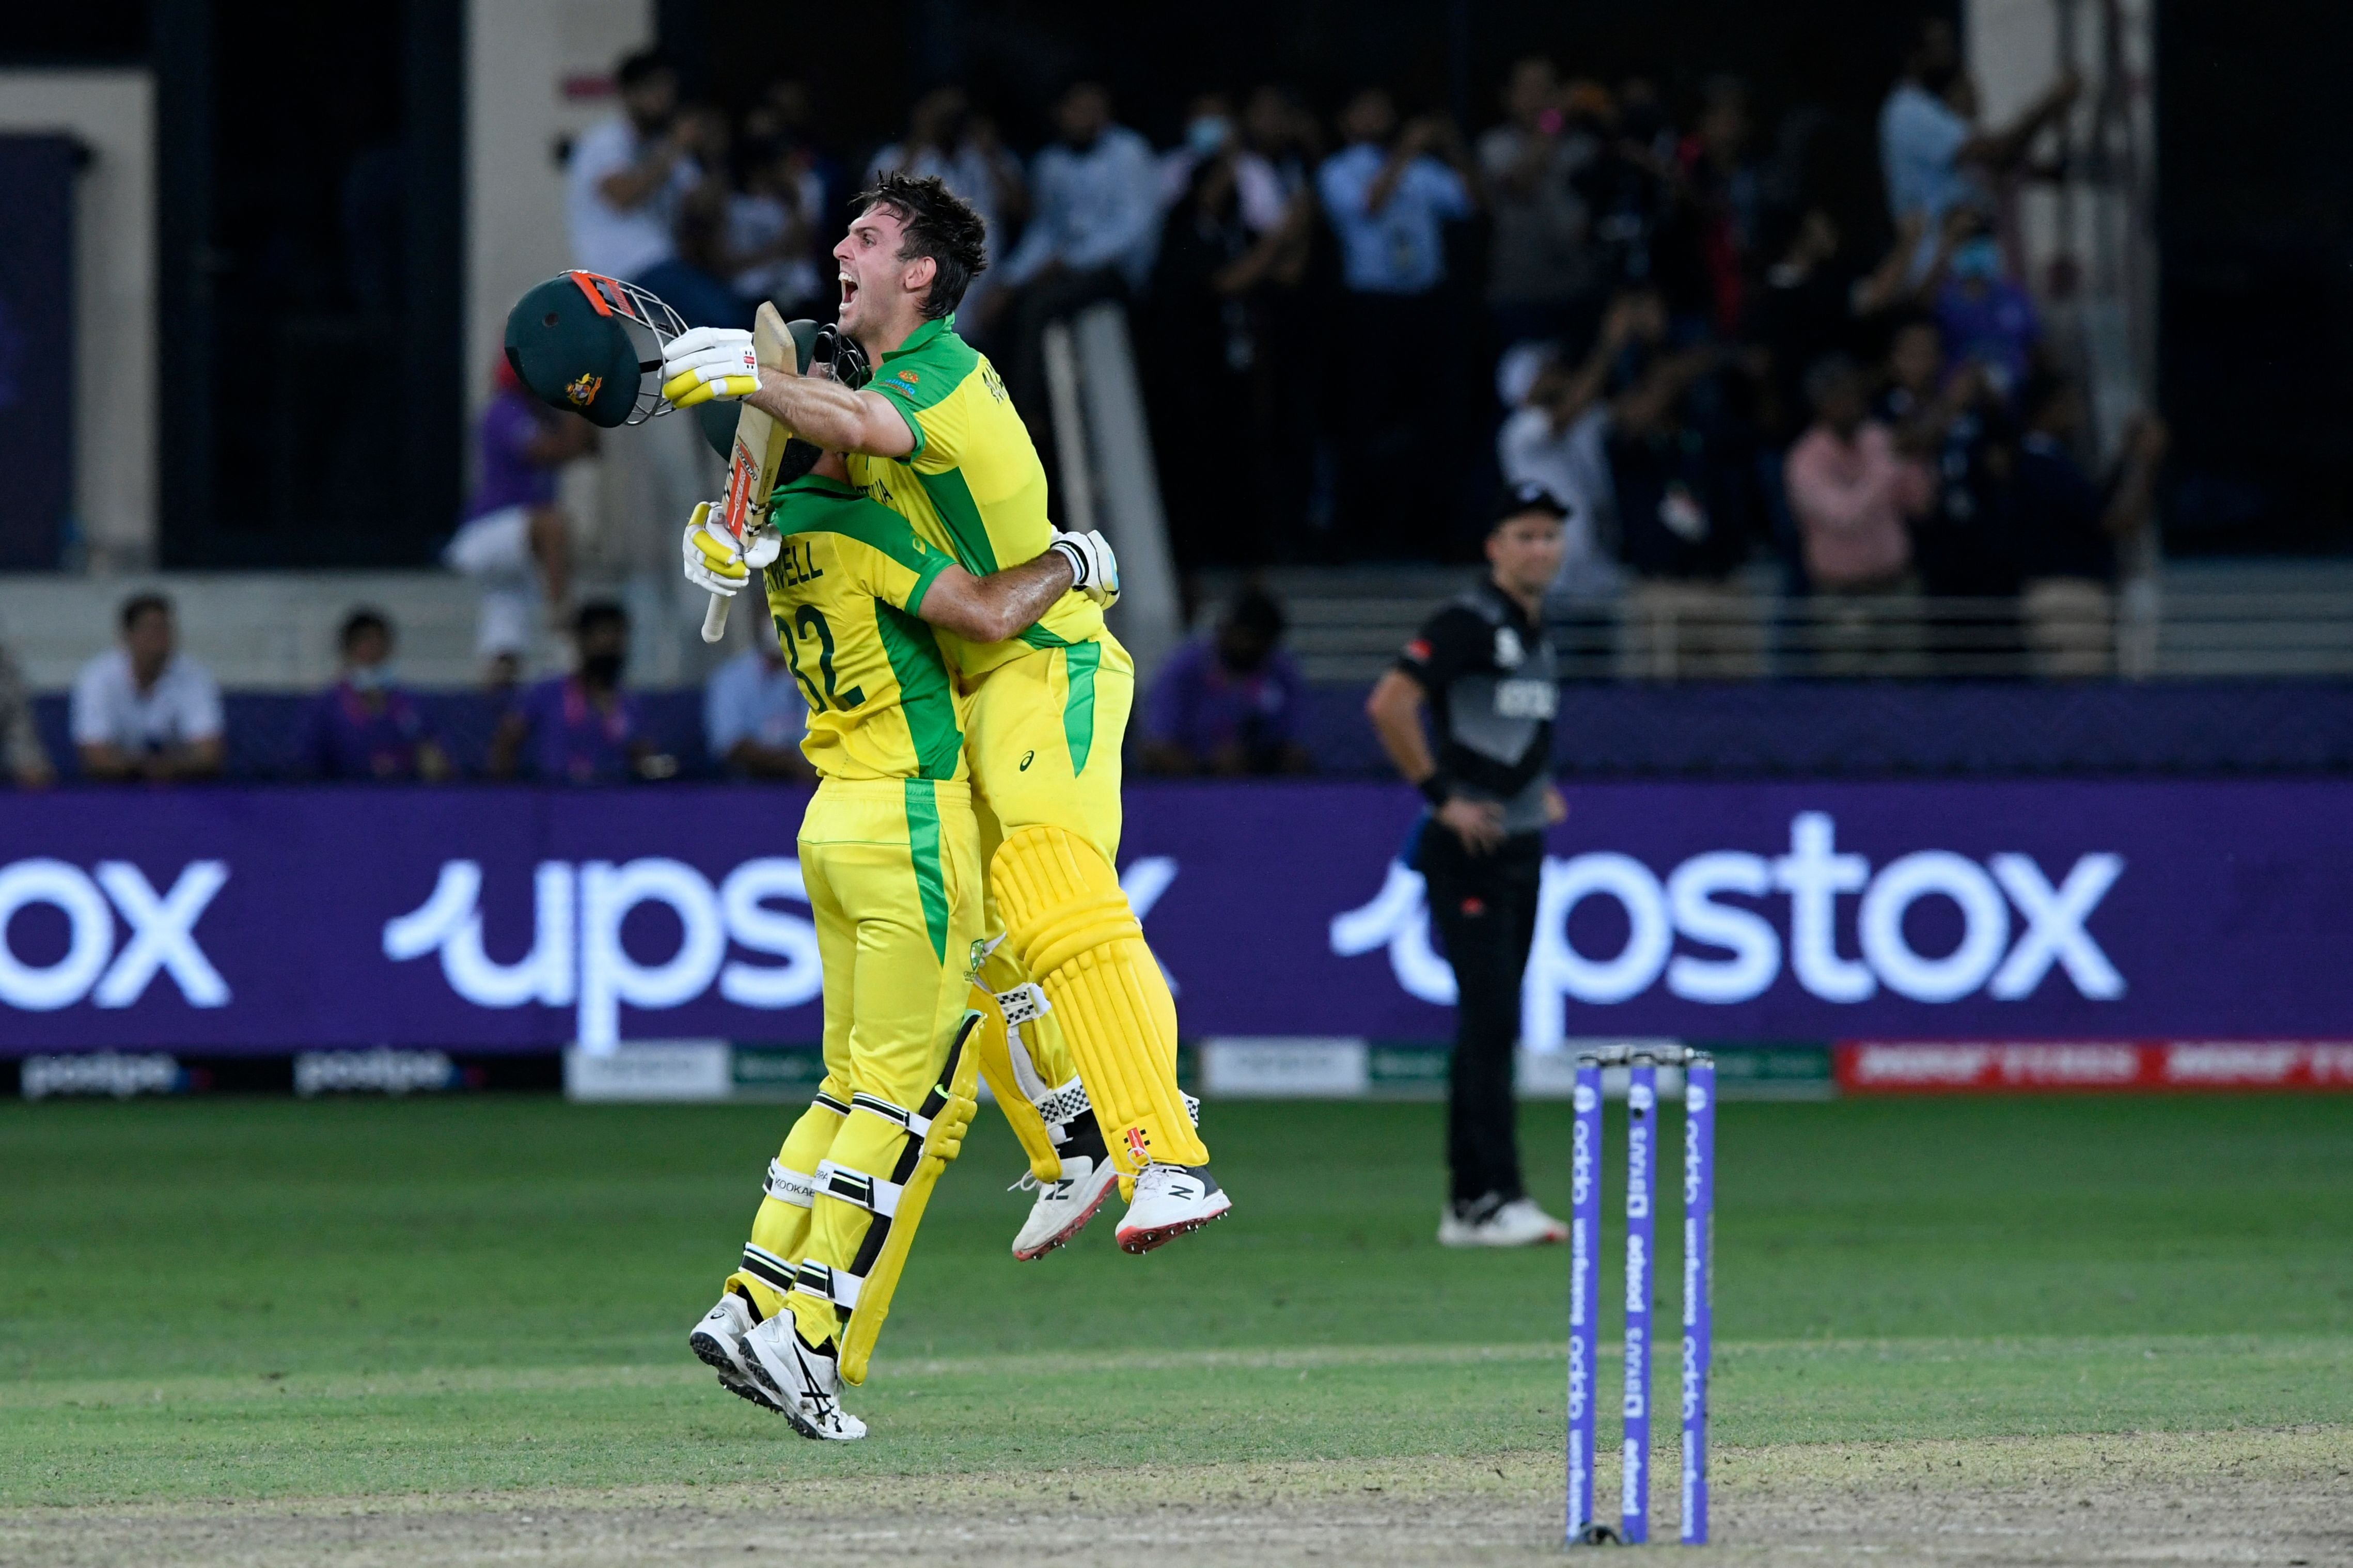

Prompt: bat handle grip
[{"left": 700, "top": 592, "right": 730, "bottom": 644}]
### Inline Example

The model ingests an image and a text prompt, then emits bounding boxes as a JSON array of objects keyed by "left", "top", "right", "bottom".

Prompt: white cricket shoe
[
  {"left": 741, "top": 1314, "right": 866, "bottom": 1442},
  {"left": 1011, "top": 1153, "right": 1122, "bottom": 1260},
  {"left": 1439, "top": 1195, "right": 1571, "bottom": 1247},
  {"left": 1115, "top": 1163, "right": 1232, "bottom": 1254},
  {"left": 688, "top": 1293, "right": 786, "bottom": 1415}
]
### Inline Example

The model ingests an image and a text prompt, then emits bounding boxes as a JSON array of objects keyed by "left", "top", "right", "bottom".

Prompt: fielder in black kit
[{"left": 1366, "top": 481, "right": 1572, "bottom": 1247}]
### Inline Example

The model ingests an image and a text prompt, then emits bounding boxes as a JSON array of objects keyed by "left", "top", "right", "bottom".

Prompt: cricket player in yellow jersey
[
  {"left": 665, "top": 172, "right": 1230, "bottom": 1256},
  {"left": 679, "top": 406, "right": 1119, "bottom": 1439}
]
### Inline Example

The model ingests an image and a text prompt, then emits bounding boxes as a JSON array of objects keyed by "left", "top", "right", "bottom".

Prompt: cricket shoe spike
[
  {"left": 1009, "top": 1152, "right": 1122, "bottom": 1260},
  {"left": 1115, "top": 1162, "right": 1232, "bottom": 1254},
  {"left": 688, "top": 1292, "right": 788, "bottom": 1415},
  {"left": 741, "top": 1314, "right": 866, "bottom": 1441}
]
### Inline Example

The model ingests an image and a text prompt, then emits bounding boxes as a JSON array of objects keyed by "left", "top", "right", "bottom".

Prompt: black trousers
[{"left": 1418, "top": 826, "right": 1543, "bottom": 1208}]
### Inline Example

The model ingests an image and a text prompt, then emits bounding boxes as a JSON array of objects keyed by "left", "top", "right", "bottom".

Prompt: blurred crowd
[
  {"left": 549, "top": 20, "right": 2163, "bottom": 676},
  {"left": 0, "top": 20, "right": 2173, "bottom": 790},
  {"left": 0, "top": 579, "right": 1309, "bottom": 786}
]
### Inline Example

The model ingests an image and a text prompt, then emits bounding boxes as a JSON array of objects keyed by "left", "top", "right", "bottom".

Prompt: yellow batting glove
[
  {"left": 660, "top": 326, "right": 761, "bottom": 408},
  {"left": 682, "top": 503, "right": 782, "bottom": 597}
]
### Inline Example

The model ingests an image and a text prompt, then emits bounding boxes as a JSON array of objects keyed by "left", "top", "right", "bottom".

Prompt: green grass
[{"left": 2, "top": 1094, "right": 2348, "bottom": 1504}]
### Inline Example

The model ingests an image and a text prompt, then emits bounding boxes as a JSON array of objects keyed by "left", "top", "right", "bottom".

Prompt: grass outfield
[{"left": 2, "top": 1094, "right": 2348, "bottom": 1512}]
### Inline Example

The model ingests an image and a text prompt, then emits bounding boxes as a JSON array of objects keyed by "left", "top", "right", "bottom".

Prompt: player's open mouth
[{"left": 839, "top": 273, "right": 858, "bottom": 309}]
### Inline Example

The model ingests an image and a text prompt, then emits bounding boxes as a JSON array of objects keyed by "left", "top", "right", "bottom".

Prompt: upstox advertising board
[{"left": 1, "top": 780, "right": 2349, "bottom": 1052}]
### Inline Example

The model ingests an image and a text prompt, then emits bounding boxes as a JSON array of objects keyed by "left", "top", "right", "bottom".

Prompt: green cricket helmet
[{"left": 503, "top": 271, "right": 688, "bottom": 428}]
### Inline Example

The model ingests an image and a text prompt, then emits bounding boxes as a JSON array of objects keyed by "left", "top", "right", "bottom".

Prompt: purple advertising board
[{"left": 1, "top": 780, "right": 2349, "bottom": 1053}]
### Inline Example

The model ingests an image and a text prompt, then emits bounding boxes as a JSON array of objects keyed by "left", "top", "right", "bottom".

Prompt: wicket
[{"left": 1566, "top": 1044, "right": 1715, "bottom": 1547}]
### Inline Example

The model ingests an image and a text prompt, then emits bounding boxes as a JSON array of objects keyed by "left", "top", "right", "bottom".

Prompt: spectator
[
  {"left": 2013, "top": 373, "right": 2169, "bottom": 677},
  {"left": 489, "top": 601, "right": 676, "bottom": 784},
  {"left": 704, "top": 637, "right": 812, "bottom": 779},
  {"left": 1935, "top": 211, "right": 2042, "bottom": 401},
  {"left": 1496, "top": 290, "right": 1662, "bottom": 604},
  {"left": 1158, "top": 92, "right": 1239, "bottom": 210},
  {"left": 302, "top": 610, "right": 452, "bottom": 782},
  {"left": 1604, "top": 350, "right": 1765, "bottom": 677},
  {"left": 720, "top": 133, "right": 827, "bottom": 320},
  {"left": 1749, "top": 209, "right": 1924, "bottom": 447},
  {"left": 0, "top": 636, "right": 55, "bottom": 787},
  {"left": 1667, "top": 75, "right": 1761, "bottom": 336},
  {"left": 1316, "top": 89, "right": 1476, "bottom": 555},
  {"left": 564, "top": 50, "right": 739, "bottom": 327},
  {"left": 1238, "top": 85, "right": 1323, "bottom": 226},
  {"left": 443, "top": 357, "right": 591, "bottom": 686},
  {"left": 1139, "top": 588, "right": 1312, "bottom": 775},
  {"left": 1786, "top": 355, "right": 1929, "bottom": 590},
  {"left": 869, "top": 86, "right": 1027, "bottom": 332},
  {"left": 1885, "top": 340, "right": 2025, "bottom": 672},
  {"left": 1477, "top": 56, "right": 1602, "bottom": 351},
  {"left": 1785, "top": 356, "right": 1932, "bottom": 673},
  {"left": 996, "top": 81, "right": 1161, "bottom": 416},
  {"left": 1148, "top": 145, "right": 1313, "bottom": 567},
  {"left": 71, "top": 594, "right": 224, "bottom": 782},
  {"left": 1879, "top": 19, "right": 2078, "bottom": 277},
  {"left": 1573, "top": 78, "right": 1673, "bottom": 295}
]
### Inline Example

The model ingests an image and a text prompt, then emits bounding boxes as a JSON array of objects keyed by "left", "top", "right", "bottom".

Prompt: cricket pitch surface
[{"left": 7, "top": 1426, "right": 2347, "bottom": 1566}]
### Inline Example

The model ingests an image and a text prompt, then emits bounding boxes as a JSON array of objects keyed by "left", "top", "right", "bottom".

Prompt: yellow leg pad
[
  {"left": 726, "top": 1090, "right": 846, "bottom": 1319},
  {"left": 993, "top": 826, "right": 1209, "bottom": 1173},
  {"left": 967, "top": 979, "right": 1062, "bottom": 1183},
  {"left": 790, "top": 1030, "right": 980, "bottom": 1385}
]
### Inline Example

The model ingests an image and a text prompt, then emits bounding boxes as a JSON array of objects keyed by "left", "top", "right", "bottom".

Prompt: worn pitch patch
[{"left": 3, "top": 1427, "right": 2346, "bottom": 1567}]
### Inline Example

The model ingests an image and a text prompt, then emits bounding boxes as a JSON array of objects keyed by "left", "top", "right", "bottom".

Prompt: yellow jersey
[
  {"left": 845, "top": 314, "right": 1104, "bottom": 677},
  {"left": 760, "top": 474, "right": 967, "bottom": 783}
]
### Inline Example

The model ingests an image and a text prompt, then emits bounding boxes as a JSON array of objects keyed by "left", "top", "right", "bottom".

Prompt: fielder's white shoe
[
  {"left": 741, "top": 1314, "right": 866, "bottom": 1442},
  {"left": 1011, "top": 1153, "right": 1122, "bottom": 1260},
  {"left": 1115, "top": 1163, "right": 1232, "bottom": 1254},
  {"left": 1439, "top": 1195, "right": 1571, "bottom": 1247},
  {"left": 687, "top": 1293, "right": 786, "bottom": 1415}
]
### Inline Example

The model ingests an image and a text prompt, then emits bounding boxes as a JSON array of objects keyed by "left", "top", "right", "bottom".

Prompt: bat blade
[{"left": 702, "top": 303, "right": 796, "bottom": 643}]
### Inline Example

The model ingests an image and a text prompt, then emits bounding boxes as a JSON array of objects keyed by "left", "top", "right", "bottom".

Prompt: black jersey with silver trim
[{"left": 1395, "top": 579, "right": 1558, "bottom": 833}]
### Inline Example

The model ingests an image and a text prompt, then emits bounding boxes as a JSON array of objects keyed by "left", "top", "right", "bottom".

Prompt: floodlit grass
[{"left": 2, "top": 1094, "right": 2347, "bottom": 1504}]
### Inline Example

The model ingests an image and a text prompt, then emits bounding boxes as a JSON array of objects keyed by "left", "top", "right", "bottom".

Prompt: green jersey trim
[
  {"left": 874, "top": 600, "right": 965, "bottom": 780},
  {"left": 1062, "top": 640, "right": 1101, "bottom": 777},
  {"left": 902, "top": 778, "right": 951, "bottom": 963},
  {"left": 875, "top": 318, "right": 979, "bottom": 415},
  {"left": 783, "top": 498, "right": 934, "bottom": 575},
  {"left": 915, "top": 466, "right": 1000, "bottom": 575},
  {"left": 901, "top": 550, "right": 953, "bottom": 617}
]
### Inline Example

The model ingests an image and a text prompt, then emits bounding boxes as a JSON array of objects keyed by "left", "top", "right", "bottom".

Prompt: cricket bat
[{"left": 700, "top": 302, "right": 795, "bottom": 643}]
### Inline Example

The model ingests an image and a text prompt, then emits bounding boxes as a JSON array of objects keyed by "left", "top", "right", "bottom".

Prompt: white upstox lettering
[
  {"left": 384, "top": 856, "right": 827, "bottom": 1053},
  {"left": 1327, "top": 811, "right": 2128, "bottom": 1033},
  {"left": 0, "top": 858, "right": 231, "bottom": 1012}
]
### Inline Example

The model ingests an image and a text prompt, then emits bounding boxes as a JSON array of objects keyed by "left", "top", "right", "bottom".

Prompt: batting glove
[
  {"left": 660, "top": 326, "right": 765, "bottom": 408},
  {"left": 1048, "top": 529, "right": 1121, "bottom": 606},
  {"left": 682, "top": 502, "right": 782, "bottom": 597}
]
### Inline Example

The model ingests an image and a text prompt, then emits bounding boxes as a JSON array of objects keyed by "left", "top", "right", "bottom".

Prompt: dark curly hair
[{"left": 851, "top": 171, "right": 989, "bottom": 320}]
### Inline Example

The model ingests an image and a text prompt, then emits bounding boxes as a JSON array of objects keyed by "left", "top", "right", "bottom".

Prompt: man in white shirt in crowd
[
  {"left": 71, "top": 594, "right": 224, "bottom": 783},
  {"left": 565, "top": 50, "right": 736, "bottom": 324},
  {"left": 994, "top": 82, "right": 1162, "bottom": 416},
  {"left": 1879, "top": 19, "right": 2078, "bottom": 280},
  {"left": 703, "top": 638, "right": 812, "bottom": 781}
]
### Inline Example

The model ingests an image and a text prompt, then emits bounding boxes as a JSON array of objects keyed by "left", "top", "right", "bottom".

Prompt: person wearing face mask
[
  {"left": 1934, "top": 215, "right": 2042, "bottom": 403},
  {"left": 489, "top": 601, "right": 678, "bottom": 784},
  {"left": 302, "top": 610, "right": 452, "bottom": 783},
  {"left": 1158, "top": 92, "right": 1237, "bottom": 211}
]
